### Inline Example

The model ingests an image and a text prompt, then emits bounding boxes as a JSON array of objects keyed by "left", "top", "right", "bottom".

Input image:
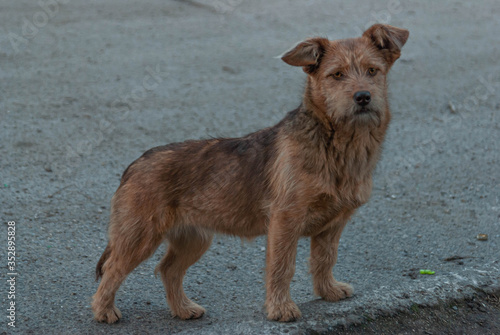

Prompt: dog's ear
[
  {"left": 281, "top": 37, "right": 329, "bottom": 74},
  {"left": 363, "top": 24, "right": 409, "bottom": 66}
]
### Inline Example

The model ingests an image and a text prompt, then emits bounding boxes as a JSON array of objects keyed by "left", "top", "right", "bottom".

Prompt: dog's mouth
[
  {"left": 349, "top": 106, "right": 382, "bottom": 127},
  {"left": 331, "top": 106, "right": 382, "bottom": 126},
  {"left": 355, "top": 107, "right": 373, "bottom": 114}
]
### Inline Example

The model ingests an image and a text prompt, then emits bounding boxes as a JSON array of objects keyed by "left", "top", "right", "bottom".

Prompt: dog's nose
[{"left": 353, "top": 91, "right": 371, "bottom": 106}]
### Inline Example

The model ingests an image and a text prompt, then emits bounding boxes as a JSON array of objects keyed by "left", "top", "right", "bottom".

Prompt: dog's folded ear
[
  {"left": 281, "top": 37, "right": 330, "bottom": 73},
  {"left": 363, "top": 24, "right": 409, "bottom": 66}
]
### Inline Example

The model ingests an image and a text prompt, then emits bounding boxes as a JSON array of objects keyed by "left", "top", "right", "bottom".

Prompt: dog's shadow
[
  {"left": 96, "top": 295, "right": 357, "bottom": 332},
  {"left": 299, "top": 296, "right": 356, "bottom": 319}
]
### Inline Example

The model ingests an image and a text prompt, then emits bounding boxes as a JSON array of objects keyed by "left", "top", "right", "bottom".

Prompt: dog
[{"left": 92, "top": 23, "right": 409, "bottom": 323}]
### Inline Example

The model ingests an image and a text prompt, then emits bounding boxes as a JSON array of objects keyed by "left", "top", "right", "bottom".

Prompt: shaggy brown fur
[{"left": 92, "top": 24, "right": 409, "bottom": 323}]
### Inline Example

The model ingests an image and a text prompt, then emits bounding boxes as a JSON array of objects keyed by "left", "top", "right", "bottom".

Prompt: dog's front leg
[
  {"left": 265, "top": 213, "right": 302, "bottom": 322},
  {"left": 310, "top": 219, "right": 353, "bottom": 302}
]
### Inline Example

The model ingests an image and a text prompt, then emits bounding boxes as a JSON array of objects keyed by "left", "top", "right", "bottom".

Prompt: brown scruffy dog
[{"left": 92, "top": 24, "right": 408, "bottom": 323}]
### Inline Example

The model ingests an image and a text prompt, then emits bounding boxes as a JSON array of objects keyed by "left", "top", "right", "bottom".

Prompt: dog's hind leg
[
  {"left": 92, "top": 214, "right": 165, "bottom": 323},
  {"left": 155, "top": 226, "right": 213, "bottom": 319}
]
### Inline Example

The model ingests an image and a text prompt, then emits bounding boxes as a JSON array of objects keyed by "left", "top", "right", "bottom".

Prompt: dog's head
[{"left": 281, "top": 24, "right": 409, "bottom": 127}]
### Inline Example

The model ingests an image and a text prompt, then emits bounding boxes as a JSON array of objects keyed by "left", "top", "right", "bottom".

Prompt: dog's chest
[
  {"left": 303, "top": 175, "right": 371, "bottom": 233},
  {"left": 301, "top": 153, "right": 376, "bottom": 236},
  {"left": 302, "top": 193, "right": 350, "bottom": 236}
]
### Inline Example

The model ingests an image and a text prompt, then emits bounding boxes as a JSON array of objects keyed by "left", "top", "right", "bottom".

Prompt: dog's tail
[{"left": 95, "top": 244, "right": 112, "bottom": 282}]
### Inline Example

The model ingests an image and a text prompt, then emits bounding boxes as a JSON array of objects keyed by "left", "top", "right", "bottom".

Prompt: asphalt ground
[{"left": 1, "top": 0, "right": 499, "bottom": 334}]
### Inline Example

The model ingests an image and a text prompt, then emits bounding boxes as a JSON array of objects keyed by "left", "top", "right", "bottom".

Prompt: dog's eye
[
  {"left": 368, "top": 68, "right": 377, "bottom": 76},
  {"left": 332, "top": 72, "right": 343, "bottom": 79}
]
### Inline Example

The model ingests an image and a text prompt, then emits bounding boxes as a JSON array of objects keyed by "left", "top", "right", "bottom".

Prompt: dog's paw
[
  {"left": 172, "top": 302, "right": 206, "bottom": 320},
  {"left": 319, "top": 281, "right": 353, "bottom": 302},
  {"left": 94, "top": 304, "right": 122, "bottom": 324},
  {"left": 266, "top": 301, "right": 302, "bottom": 322}
]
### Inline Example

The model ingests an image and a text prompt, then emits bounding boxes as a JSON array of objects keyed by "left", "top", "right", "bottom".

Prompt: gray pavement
[{"left": 1, "top": 0, "right": 499, "bottom": 334}]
